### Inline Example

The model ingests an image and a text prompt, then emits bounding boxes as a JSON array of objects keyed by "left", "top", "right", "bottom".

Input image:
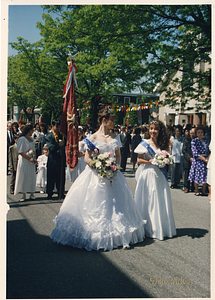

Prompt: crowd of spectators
[{"left": 7, "top": 119, "right": 211, "bottom": 201}]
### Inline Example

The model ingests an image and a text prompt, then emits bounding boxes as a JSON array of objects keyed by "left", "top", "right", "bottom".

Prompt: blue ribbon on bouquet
[
  {"left": 83, "top": 138, "right": 99, "bottom": 153},
  {"left": 140, "top": 140, "right": 168, "bottom": 181}
]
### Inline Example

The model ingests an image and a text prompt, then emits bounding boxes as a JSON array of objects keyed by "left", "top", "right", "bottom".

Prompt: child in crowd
[{"left": 36, "top": 145, "right": 49, "bottom": 193}]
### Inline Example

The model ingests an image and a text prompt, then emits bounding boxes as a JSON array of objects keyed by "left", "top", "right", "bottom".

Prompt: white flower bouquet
[
  {"left": 151, "top": 150, "right": 173, "bottom": 167},
  {"left": 89, "top": 151, "right": 122, "bottom": 182},
  {"left": 26, "top": 149, "right": 34, "bottom": 158}
]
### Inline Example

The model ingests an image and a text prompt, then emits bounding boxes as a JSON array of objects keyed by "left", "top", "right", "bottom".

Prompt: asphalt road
[{"left": 6, "top": 161, "right": 210, "bottom": 298}]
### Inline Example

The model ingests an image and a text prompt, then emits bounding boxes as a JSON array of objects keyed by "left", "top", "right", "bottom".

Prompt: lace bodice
[{"left": 87, "top": 136, "right": 121, "bottom": 158}]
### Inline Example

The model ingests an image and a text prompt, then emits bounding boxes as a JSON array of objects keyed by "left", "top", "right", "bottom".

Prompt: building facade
[{"left": 154, "top": 61, "right": 211, "bottom": 127}]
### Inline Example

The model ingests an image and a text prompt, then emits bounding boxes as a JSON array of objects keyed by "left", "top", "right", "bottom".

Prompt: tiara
[{"left": 150, "top": 120, "right": 160, "bottom": 127}]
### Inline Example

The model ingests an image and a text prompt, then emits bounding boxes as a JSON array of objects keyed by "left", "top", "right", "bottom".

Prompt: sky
[{"left": 8, "top": 5, "right": 44, "bottom": 56}]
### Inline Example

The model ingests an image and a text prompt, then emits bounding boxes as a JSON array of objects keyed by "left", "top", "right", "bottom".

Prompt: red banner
[{"left": 60, "top": 61, "right": 79, "bottom": 169}]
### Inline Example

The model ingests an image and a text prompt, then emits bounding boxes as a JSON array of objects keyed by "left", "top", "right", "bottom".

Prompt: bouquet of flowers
[
  {"left": 26, "top": 149, "right": 34, "bottom": 159},
  {"left": 151, "top": 150, "right": 173, "bottom": 168},
  {"left": 89, "top": 151, "right": 122, "bottom": 182}
]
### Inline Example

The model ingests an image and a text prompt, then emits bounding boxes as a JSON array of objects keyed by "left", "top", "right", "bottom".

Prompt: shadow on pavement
[
  {"left": 7, "top": 219, "right": 152, "bottom": 299},
  {"left": 175, "top": 228, "right": 209, "bottom": 239}
]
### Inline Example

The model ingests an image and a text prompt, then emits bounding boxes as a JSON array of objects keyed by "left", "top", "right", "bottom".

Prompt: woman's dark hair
[
  {"left": 148, "top": 120, "right": 170, "bottom": 150},
  {"left": 39, "top": 122, "right": 48, "bottom": 134},
  {"left": 195, "top": 125, "right": 206, "bottom": 135},
  {"left": 12, "top": 122, "right": 19, "bottom": 133},
  {"left": 175, "top": 124, "right": 182, "bottom": 134},
  {"left": 20, "top": 124, "right": 34, "bottom": 137},
  {"left": 135, "top": 128, "right": 141, "bottom": 135},
  {"left": 97, "top": 108, "right": 116, "bottom": 125},
  {"left": 12, "top": 122, "right": 18, "bottom": 128}
]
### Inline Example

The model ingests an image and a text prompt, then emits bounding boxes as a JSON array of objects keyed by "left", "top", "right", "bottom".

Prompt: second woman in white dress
[
  {"left": 14, "top": 124, "right": 36, "bottom": 201},
  {"left": 50, "top": 109, "right": 145, "bottom": 251},
  {"left": 134, "top": 120, "right": 176, "bottom": 240}
]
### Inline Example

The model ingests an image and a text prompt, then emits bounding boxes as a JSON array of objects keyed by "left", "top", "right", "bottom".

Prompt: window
[{"left": 124, "top": 97, "right": 130, "bottom": 104}]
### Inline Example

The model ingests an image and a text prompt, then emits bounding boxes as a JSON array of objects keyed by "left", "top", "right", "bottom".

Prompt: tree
[
  {"left": 9, "top": 5, "right": 211, "bottom": 126},
  {"left": 124, "top": 111, "right": 138, "bottom": 126},
  {"left": 139, "top": 5, "right": 211, "bottom": 112}
]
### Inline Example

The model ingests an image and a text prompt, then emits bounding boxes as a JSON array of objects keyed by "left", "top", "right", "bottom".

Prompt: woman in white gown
[
  {"left": 50, "top": 109, "right": 145, "bottom": 251},
  {"left": 134, "top": 120, "right": 176, "bottom": 240},
  {"left": 14, "top": 124, "right": 36, "bottom": 201}
]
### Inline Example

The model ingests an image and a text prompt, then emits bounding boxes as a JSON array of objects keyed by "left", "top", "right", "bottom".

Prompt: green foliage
[
  {"left": 80, "top": 109, "right": 92, "bottom": 126},
  {"left": 124, "top": 110, "right": 138, "bottom": 126},
  {"left": 112, "top": 111, "right": 121, "bottom": 126},
  {"left": 8, "top": 4, "right": 211, "bottom": 126}
]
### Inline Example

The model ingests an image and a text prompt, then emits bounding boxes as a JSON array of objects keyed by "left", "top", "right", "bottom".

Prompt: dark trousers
[
  {"left": 47, "top": 166, "right": 65, "bottom": 198},
  {"left": 184, "top": 168, "right": 195, "bottom": 191},
  {"left": 10, "top": 171, "right": 16, "bottom": 192},
  {"left": 171, "top": 163, "right": 181, "bottom": 187},
  {"left": 120, "top": 149, "right": 128, "bottom": 172}
]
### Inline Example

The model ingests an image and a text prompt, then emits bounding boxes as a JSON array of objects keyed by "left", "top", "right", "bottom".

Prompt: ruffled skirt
[{"left": 50, "top": 166, "right": 145, "bottom": 251}]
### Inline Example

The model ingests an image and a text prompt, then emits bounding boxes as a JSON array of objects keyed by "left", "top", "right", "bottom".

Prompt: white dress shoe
[{"left": 19, "top": 198, "right": 26, "bottom": 202}]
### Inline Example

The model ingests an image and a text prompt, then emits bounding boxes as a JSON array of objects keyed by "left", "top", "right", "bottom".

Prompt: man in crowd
[
  {"left": 7, "top": 122, "right": 14, "bottom": 174},
  {"left": 45, "top": 119, "right": 66, "bottom": 200},
  {"left": 8, "top": 134, "right": 19, "bottom": 194}
]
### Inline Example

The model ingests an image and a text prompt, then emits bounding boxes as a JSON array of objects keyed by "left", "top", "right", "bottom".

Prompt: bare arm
[
  {"left": 169, "top": 138, "right": 173, "bottom": 153},
  {"left": 19, "top": 152, "right": 35, "bottom": 163},
  {"left": 84, "top": 149, "right": 93, "bottom": 166},
  {"left": 137, "top": 153, "right": 153, "bottom": 165},
  {"left": 115, "top": 148, "right": 121, "bottom": 165},
  {"left": 198, "top": 155, "right": 209, "bottom": 163}
]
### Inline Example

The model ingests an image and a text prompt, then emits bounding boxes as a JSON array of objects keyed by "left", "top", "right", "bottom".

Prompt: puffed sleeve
[
  {"left": 16, "top": 137, "right": 26, "bottom": 154},
  {"left": 79, "top": 141, "right": 87, "bottom": 153},
  {"left": 134, "top": 139, "right": 148, "bottom": 154}
]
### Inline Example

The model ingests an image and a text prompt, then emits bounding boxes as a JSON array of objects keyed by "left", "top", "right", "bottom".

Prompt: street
[{"left": 6, "top": 162, "right": 210, "bottom": 298}]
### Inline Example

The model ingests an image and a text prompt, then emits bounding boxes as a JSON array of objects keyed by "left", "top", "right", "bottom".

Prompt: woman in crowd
[
  {"left": 134, "top": 119, "right": 176, "bottom": 240},
  {"left": 14, "top": 124, "right": 36, "bottom": 201},
  {"left": 32, "top": 123, "right": 40, "bottom": 139},
  {"left": 50, "top": 108, "right": 145, "bottom": 251},
  {"left": 12, "top": 122, "right": 19, "bottom": 134},
  {"left": 170, "top": 125, "right": 184, "bottom": 189},
  {"left": 130, "top": 127, "right": 142, "bottom": 172},
  {"left": 37, "top": 123, "right": 48, "bottom": 157},
  {"left": 188, "top": 125, "right": 210, "bottom": 196}
]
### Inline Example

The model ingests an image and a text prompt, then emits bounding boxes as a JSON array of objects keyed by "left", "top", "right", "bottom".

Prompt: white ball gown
[
  {"left": 50, "top": 136, "right": 145, "bottom": 251},
  {"left": 134, "top": 139, "right": 176, "bottom": 240}
]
